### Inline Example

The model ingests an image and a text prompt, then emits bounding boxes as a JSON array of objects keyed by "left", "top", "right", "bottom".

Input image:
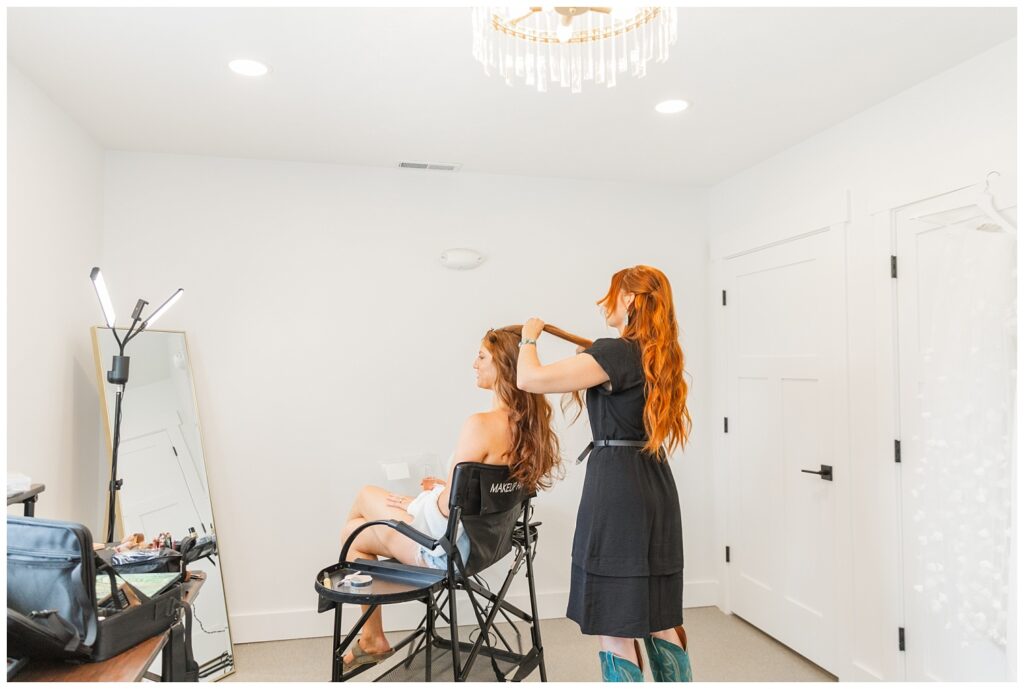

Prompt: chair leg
[
  {"left": 332, "top": 604, "right": 343, "bottom": 682},
  {"left": 524, "top": 528, "right": 547, "bottom": 681},
  {"left": 448, "top": 583, "right": 461, "bottom": 681},
  {"left": 425, "top": 595, "right": 434, "bottom": 682}
]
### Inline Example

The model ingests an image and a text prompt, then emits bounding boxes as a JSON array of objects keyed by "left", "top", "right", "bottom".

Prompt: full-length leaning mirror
[{"left": 92, "top": 327, "right": 235, "bottom": 681}]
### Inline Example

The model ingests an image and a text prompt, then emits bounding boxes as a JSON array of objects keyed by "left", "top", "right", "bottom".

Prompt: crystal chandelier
[{"left": 471, "top": 7, "right": 677, "bottom": 93}]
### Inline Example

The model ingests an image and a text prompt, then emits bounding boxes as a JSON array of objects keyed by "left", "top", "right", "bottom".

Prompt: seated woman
[{"left": 339, "top": 327, "right": 563, "bottom": 670}]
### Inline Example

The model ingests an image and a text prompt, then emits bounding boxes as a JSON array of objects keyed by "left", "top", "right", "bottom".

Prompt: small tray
[{"left": 315, "top": 558, "right": 447, "bottom": 608}]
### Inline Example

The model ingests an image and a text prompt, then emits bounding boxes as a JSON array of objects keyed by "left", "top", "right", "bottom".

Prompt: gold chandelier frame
[{"left": 488, "top": 7, "right": 664, "bottom": 45}]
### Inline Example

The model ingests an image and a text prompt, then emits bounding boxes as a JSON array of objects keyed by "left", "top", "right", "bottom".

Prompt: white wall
[
  {"left": 7, "top": 64, "right": 104, "bottom": 531},
  {"left": 707, "top": 39, "right": 1016, "bottom": 681},
  {"left": 100, "top": 152, "right": 715, "bottom": 641}
]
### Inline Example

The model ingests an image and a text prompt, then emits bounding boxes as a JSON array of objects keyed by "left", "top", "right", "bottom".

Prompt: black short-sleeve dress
[{"left": 566, "top": 337, "right": 684, "bottom": 638}]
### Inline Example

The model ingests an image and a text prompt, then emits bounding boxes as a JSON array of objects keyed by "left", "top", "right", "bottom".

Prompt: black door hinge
[
  {"left": 724, "top": 417, "right": 729, "bottom": 433},
  {"left": 891, "top": 255, "right": 898, "bottom": 278},
  {"left": 722, "top": 290, "right": 727, "bottom": 306},
  {"left": 894, "top": 439, "right": 901, "bottom": 463},
  {"left": 726, "top": 546, "right": 731, "bottom": 563},
  {"left": 898, "top": 627, "right": 905, "bottom": 651}
]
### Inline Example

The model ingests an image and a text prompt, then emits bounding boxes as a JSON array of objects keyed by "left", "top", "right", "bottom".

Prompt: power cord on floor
[
  {"left": 192, "top": 606, "right": 227, "bottom": 635},
  {"left": 468, "top": 626, "right": 498, "bottom": 646}
]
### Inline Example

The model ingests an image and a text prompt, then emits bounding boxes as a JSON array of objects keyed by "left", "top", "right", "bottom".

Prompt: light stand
[{"left": 90, "top": 267, "right": 183, "bottom": 544}]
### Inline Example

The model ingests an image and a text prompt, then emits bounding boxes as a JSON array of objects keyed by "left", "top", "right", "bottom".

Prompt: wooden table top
[
  {"left": 6, "top": 484, "right": 45, "bottom": 506},
  {"left": 13, "top": 570, "right": 206, "bottom": 683}
]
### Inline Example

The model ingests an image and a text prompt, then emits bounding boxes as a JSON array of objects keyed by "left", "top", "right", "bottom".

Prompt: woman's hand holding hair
[
  {"left": 514, "top": 318, "right": 606, "bottom": 393},
  {"left": 386, "top": 493, "right": 413, "bottom": 511},
  {"left": 517, "top": 319, "right": 544, "bottom": 392},
  {"left": 522, "top": 318, "right": 545, "bottom": 341},
  {"left": 501, "top": 322, "right": 592, "bottom": 349}
]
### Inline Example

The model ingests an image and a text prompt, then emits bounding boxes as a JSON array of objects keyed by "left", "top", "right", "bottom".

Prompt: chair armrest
[
  {"left": 390, "top": 521, "right": 439, "bottom": 550},
  {"left": 339, "top": 519, "right": 439, "bottom": 562}
]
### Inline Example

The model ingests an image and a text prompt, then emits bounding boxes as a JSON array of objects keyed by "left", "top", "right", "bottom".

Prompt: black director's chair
[{"left": 314, "top": 462, "right": 547, "bottom": 682}]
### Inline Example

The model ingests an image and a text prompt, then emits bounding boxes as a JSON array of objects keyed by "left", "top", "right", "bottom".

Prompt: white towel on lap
[{"left": 406, "top": 484, "right": 448, "bottom": 538}]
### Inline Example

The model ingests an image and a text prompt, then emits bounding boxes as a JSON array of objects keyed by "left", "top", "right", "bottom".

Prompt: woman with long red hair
[{"left": 517, "top": 265, "right": 693, "bottom": 682}]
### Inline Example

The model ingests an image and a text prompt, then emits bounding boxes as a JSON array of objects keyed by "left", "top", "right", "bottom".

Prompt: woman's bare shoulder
[
  {"left": 461, "top": 410, "right": 513, "bottom": 465},
  {"left": 458, "top": 411, "right": 506, "bottom": 444},
  {"left": 466, "top": 409, "right": 510, "bottom": 427},
  {"left": 462, "top": 411, "right": 493, "bottom": 432}
]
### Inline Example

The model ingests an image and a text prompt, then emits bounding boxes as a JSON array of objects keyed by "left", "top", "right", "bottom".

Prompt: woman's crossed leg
[{"left": 339, "top": 485, "right": 423, "bottom": 666}]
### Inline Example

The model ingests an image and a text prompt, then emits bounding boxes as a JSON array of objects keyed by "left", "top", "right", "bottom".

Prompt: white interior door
[
  {"left": 724, "top": 227, "right": 847, "bottom": 674},
  {"left": 894, "top": 189, "right": 1016, "bottom": 681}
]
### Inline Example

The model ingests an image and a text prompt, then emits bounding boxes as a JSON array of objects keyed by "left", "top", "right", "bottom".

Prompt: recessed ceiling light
[
  {"left": 655, "top": 99, "right": 689, "bottom": 114},
  {"left": 228, "top": 59, "right": 269, "bottom": 77}
]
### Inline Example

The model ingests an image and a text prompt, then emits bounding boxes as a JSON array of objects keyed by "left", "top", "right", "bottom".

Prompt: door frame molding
[{"left": 868, "top": 204, "right": 908, "bottom": 682}]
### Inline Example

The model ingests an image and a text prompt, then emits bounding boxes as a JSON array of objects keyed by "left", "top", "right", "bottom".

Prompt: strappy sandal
[{"left": 342, "top": 637, "right": 396, "bottom": 672}]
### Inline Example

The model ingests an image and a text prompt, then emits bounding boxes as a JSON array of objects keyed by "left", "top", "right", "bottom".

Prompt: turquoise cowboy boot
[
  {"left": 643, "top": 626, "right": 693, "bottom": 682},
  {"left": 599, "top": 640, "right": 645, "bottom": 682}
]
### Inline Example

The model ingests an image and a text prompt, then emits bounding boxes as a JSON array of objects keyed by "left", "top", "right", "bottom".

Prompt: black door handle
[{"left": 800, "top": 464, "right": 833, "bottom": 481}]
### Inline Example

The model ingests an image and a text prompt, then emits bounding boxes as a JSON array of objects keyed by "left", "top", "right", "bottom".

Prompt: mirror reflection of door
[
  {"left": 118, "top": 428, "right": 209, "bottom": 537},
  {"left": 92, "top": 327, "right": 235, "bottom": 681}
]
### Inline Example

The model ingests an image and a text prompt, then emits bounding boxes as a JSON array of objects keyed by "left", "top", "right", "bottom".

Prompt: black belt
[{"left": 577, "top": 439, "right": 649, "bottom": 464}]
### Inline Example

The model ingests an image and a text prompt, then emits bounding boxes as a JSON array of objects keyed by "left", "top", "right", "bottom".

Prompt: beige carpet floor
[{"left": 223, "top": 607, "right": 837, "bottom": 682}]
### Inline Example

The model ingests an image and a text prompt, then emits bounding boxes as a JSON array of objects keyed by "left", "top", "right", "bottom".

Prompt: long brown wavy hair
[
  {"left": 497, "top": 324, "right": 592, "bottom": 426},
  {"left": 597, "top": 266, "right": 692, "bottom": 456},
  {"left": 483, "top": 328, "right": 564, "bottom": 492}
]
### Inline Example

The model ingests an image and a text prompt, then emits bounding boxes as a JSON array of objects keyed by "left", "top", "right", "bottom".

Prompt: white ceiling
[{"left": 8, "top": 7, "right": 1016, "bottom": 186}]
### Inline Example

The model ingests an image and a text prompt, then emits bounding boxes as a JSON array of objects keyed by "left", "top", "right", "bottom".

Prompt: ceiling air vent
[{"left": 398, "top": 161, "right": 462, "bottom": 172}]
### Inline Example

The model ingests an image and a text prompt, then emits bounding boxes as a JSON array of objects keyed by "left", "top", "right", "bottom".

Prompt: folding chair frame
[{"left": 315, "top": 494, "right": 547, "bottom": 682}]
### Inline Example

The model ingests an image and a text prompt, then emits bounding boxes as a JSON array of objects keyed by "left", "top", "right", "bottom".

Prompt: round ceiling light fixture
[
  {"left": 655, "top": 99, "right": 689, "bottom": 114},
  {"left": 440, "top": 248, "right": 486, "bottom": 270},
  {"left": 228, "top": 59, "right": 269, "bottom": 77}
]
